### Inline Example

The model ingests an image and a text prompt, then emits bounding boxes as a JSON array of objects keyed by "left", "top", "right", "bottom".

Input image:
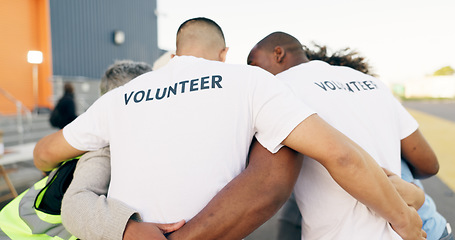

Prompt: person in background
[
  {"left": 247, "top": 32, "right": 434, "bottom": 240},
  {"left": 50, "top": 82, "right": 78, "bottom": 129},
  {"left": 0, "top": 60, "right": 152, "bottom": 239}
]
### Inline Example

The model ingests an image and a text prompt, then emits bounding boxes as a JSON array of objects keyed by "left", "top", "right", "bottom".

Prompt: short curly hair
[{"left": 304, "top": 44, "right": 375, "bottom": 76}]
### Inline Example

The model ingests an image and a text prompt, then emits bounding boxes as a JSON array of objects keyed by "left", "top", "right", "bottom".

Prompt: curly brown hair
[{"left": 304, "top": 44, "right": 376, "bottom": 76}]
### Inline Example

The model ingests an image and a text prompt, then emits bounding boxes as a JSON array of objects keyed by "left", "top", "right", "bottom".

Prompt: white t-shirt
[
  {"left": 63, "top": 56, "right": 315, "bottom": 223},
  {"left": 277, "top": 61, "right": 418, "bottom": 240}
]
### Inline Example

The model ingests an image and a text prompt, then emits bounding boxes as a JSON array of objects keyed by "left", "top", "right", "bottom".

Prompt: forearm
[
  {"left": 327, "top": 140, "right": 411, "bottom": 229},
  {"left": 282, "top": 115, "right": 422, "bottom": 238},
  {"left": 34, "top": 130, "right": 85, "bottom": 171},
  {"left": 61, "top": 148, "right": 138, "bottom": 240},
  {"left": 168, "top": 143, "right": 300, "bottom": 240},
  {"left": 384, "top": 168, "right": 425, "bottom": 210}
]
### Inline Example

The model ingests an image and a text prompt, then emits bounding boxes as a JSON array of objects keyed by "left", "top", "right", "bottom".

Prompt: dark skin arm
[
  {"left": 401, "top": 129, "right": 439, "bottom": 179},
  {"left": 165, "top": 139, "right": 301, "bottom": 240}
]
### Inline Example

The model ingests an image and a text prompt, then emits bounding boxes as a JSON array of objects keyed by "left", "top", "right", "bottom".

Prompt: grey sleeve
[{"left": 61, "top": 147, "right": 141, "bottom": 240}]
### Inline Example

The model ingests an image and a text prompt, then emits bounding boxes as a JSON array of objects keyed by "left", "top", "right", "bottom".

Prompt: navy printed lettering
[
  {"left": 349, "top": 81, "right": 361, "bottom": 91},
  {"left": 146, "top": 89, "right": 154, "bottom": 101},
  {"left": 314, "top": 79, "right": 379, "bottom": 94},
  {"left": 345, "top": 83, "right": 354, "bottom": 92},
  {"left": 314, "top": 82, "right": 327, "bottom": 91},
  {"left": 134, "top": 91, "right": 145, "bottom": 103},
  {"left": 212, "top": 75, "right": 222, "bottom": 88},
  {"left": 363, "top": 81, "right": 374, "bottom": 90},
  {"left": 167, "top": 83, "right": 177, "bottom": 98},
  {"left": 200, "top": 76, "right": 210, "bottom": 90},
  {"left": 124, "top": 91, "right": 134, "bottom": 105},
  {"left": 359, "top": 82, "right": 368, "bottom": 90},
  {"left": 179, "top": 80, "right": 189, "bottom": 93},
  {"left": 123, "top": 75, "right": 224, "bottom": 105},
  {"left": 333, "top": 81, "right": 344, "bottom": 89},
  {"left": 324, "top": 81, "right": 336, "bottom": 90},
  {"left": 190, "top": 79, "right": 199, "bottom": 92},
  {"left": 155, "top": 88, "right": 167, "bottom": 100}
]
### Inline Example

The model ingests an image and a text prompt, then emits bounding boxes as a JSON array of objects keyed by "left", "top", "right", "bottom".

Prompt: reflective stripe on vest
[
  {"left": 0, "top": 160, "right": 78, "bottom": 240},
  {"left": 19, "top": 180, "right": 74, "bottom": 239}
]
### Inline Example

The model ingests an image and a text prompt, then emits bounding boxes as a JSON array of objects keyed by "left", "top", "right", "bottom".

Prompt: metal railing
[{"left": 0, "top": 88, "right": 33, "bottom": 144}]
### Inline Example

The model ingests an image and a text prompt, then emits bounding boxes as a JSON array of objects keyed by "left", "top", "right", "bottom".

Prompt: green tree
[{"left": 433, "top": 66, "right": 454, "bottom": 76}]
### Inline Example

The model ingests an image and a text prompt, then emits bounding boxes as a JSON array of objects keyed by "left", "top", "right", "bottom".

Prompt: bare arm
[
  {"left": 167, "top": 139, "right": 301, "bottom": 240},
  {"left": 282, "top": 114, "right": 425, "bottom": 240},
  {"left": 401, "top": 129, "right": 438, "bottom": 179},
  {"left": 383, "top": 168, "right": 425, "bottom": 210},
  {"left": 34, "top": 130, "right": 86, "bottom": 171}
]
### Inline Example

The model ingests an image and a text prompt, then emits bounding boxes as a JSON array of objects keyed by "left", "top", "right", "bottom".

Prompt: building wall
[
  {"left": 405, "top": 76, "right": 455, "bottom": 98},
  {"left": 49, "top": 0, "right": 160, "bottom": 79},
  {"left": 0, "top": 0, "right": 53, "bottom": 114},
  {"left": 0, "top": 0, "right": 159, "bottom": 115}
]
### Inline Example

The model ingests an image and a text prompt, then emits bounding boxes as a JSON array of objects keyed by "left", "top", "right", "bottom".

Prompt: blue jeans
[{"left": 440, "top": 223, "right": 454, "bottom": 240}]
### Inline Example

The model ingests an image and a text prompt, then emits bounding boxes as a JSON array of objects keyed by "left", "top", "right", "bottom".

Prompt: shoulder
[{"left": 79, "top": 147, "right": 111, "bottom": 162}]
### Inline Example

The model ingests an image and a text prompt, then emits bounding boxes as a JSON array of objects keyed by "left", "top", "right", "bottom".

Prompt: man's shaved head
[
  {"left": 176, "top": 17, "right": 227, "bottom": 61},
  {"left": 247, "top": 32, "right": 308, "bottom": 75},
  {"left": 255, "top": 32, "right": 303, "bottom": 54}
]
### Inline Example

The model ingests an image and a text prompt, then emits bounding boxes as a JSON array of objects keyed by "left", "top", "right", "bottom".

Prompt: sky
[{"left": 156, "top": 0, "right": 455, "bottom": 84}]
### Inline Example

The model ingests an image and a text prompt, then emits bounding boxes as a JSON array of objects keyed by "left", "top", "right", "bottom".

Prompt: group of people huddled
[{"left": 0, "top": 17, "right": 452, "bottom": 240}]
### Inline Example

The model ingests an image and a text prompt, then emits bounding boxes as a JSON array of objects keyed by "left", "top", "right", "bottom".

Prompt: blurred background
[{"left": 0, "top": 0, "right": 454, "bottom": 239}]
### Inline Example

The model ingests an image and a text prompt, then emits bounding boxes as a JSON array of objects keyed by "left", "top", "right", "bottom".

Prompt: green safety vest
[{"left": 0, "top": 159, "right": 79, "bottom": 240}]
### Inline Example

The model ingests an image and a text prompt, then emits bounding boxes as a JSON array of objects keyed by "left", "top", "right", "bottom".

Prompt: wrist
[{"left": 390, "top": 205, "right": 412, "bottom": 229}]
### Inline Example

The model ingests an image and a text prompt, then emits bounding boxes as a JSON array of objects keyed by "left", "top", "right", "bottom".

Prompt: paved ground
[
  {"left": 403, "top": 100, "right": 455, "bottom": 228},
  {"left": 1, "top": 100, "right": 454, "bottom": 239}
]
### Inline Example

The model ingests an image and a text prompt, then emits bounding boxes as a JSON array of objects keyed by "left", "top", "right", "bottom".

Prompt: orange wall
[{"left": 0, "top": 0, "right": 53, "bottom": 115}]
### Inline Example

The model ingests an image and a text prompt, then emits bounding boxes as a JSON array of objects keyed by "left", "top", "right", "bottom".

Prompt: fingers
[
  {"left": 382, "top": 167, "right": 394, "bottom": 177},
  {"left": 156, "top": 219, "right": 186, "bottom": 233}
]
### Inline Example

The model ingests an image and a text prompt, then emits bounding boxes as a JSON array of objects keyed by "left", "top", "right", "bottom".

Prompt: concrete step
[{"left": 1, "top": 113, "right": 57, "bottom": 147}]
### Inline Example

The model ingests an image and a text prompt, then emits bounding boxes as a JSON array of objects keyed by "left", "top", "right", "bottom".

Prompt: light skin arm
[
  {"left": 401, "top": 129, "right": 439, "bottom": 179},
  {"left": 282, "top": 114, "right": 425, "bottom": 240},
  {"left": 383, "top": 168, "right": 425, "bottom": 210},
  {"left": 164, "top": 139, "right": 301, "bottom": 240},
  {"left": 33, "top": 130, "right": 86, "bottom": 171}
]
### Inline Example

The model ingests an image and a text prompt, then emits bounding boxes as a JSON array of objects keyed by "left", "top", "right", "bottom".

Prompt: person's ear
[
  {"left": 274, "top": 46, "right": 285, "bottom": 63},
  {"left": 219, "top": 47, "right": 229, "bottom": 62}
]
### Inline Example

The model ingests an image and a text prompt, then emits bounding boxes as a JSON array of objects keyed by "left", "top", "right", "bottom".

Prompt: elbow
[
  {"left": 412, "top": 156, "right": 440, "bottom": 179},
  {"left": 426, "top": 162, "right": 439, "bottom": 176},
  {"left": 333, "top": 148, "right": 362, "bottom": 171},
  {"left": 417, "top": 162, "right": 439, "bottom": 178},
  {"left": 33, "top": 142, "right": 55, "bottom": 171}
]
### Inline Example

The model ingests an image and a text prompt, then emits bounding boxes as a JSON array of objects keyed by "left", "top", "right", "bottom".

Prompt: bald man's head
[
  {"left": 247, "top": 32, "right": 308, "bottom": 75},
  {"left": 176, "top": 17, "right": 228, "bottom": 61}
]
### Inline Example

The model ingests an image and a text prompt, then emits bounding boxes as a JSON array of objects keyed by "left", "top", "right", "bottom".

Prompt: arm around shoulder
[
  {"left": 61, "top": 147, "right": 139, "bottom": 240},
  {"left": 168, "top": 139, "right": 301, "bottom": 240},
  {"left": 282, "top": 114, "right": 425, "bottom": 240},
  {"left": 34, "top": 130, "right": 86, "bottom": 171}
]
